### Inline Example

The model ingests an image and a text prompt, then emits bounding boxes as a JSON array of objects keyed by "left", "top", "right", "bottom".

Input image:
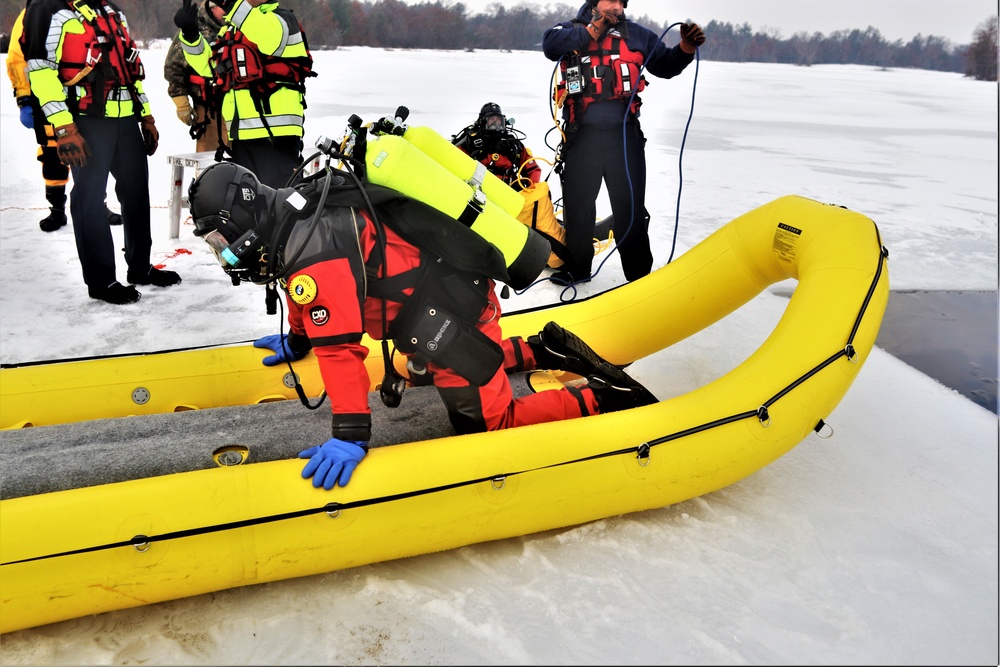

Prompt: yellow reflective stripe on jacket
[
  {"left": 210, "top": 0, "right": 307, "bottom": 140},
  {"left": 179, "top": 31, "right": 213, "bottom": 78},
  {"left": 100, "top": 86, "right": 151, "bottom": 118},
  {"left": 224, "top": 87, "right": 304, "bottom": 139},
  {"left": 26, "top": 8, "right": 78, "bottom": 127},
  {"left": 225, "top": 0, "right": 296, "bottom": 57}
]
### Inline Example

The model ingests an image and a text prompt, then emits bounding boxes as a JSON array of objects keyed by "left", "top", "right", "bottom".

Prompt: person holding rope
[{"left": 543, "top": 0, "right": 704, "bottom": 285}]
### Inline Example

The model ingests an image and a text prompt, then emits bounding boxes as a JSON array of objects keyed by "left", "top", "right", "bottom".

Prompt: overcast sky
[{"left": 424, "top": 0, "right": 995, "bottom": 45}]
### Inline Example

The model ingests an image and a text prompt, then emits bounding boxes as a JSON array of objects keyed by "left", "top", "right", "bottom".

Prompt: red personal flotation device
[
  {"left": 56, "top": 0, "right": 145, "bottom": 118},
  {"left": 211, "top": 17, "right": 315, "bottom": 116},
  {"left": 557, "top": 30, "right": 647, "bottom": 125}
]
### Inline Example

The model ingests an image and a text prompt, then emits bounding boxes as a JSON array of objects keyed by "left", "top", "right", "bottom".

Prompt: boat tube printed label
[
  {"left": 289, "top": 275, "right": 318, "bottom": 305},
  {"left": 773, "top": 222, "right": 802, "bottom": 262}
]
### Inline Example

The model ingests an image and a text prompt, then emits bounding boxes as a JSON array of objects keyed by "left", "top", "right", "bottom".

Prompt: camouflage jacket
[{"left": 164, "top": 0, "right": 223, "bottom": 100}]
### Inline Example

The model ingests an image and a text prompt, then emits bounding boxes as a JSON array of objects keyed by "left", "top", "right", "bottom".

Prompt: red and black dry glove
[
  {"left": 679, "top": 23, "right": 705, "bottom": 53},
  {"left": 54, "top": 123, "right": 90, "bottom": 168},
  {"left": 586, "top": 9, "right": 618, "bottom": 41},
  {"left": 140, "top": 115, "right": 159, "bottom": 156}
]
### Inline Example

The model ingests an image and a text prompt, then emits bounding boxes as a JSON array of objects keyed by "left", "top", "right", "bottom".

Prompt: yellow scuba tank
[
  {"left": 401, "top": 125, "right": 526, "bottom": 218},
  {"left": 364, "top": 132, "right": 550, "bottom": 289}
]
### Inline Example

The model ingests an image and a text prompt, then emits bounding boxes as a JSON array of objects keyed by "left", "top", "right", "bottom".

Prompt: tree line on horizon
[{"left": 1, "top": 1, "right": 996, "bottom": 81}]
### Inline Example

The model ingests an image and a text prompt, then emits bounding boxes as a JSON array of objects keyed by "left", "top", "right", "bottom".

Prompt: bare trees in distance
[{"left": 1, "top": 2, "right": 995, "bottom": 80}]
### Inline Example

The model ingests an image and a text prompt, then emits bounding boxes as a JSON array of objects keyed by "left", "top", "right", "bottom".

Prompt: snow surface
[{"left": 0, "top": 46, "right": 997, "bottom": 665}]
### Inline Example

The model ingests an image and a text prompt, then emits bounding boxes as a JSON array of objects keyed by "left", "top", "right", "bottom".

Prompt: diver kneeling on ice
[{"left": 187, "top": 159, "right": 656, "bottom": 490}]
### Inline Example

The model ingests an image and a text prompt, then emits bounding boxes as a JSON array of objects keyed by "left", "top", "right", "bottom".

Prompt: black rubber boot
[
  {"left": 40, "top": 185, "right": 67, "bottom": 232},
  {"left": 127, "top": 264, "right": 182, "bottom": 287},
  {"left": 88, "top": 281, "right": 141, "bottom": 305}
]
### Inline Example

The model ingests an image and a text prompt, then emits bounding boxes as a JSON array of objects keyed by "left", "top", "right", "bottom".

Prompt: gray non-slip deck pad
[{"left": 1, "top": 373, "right": 536, "bottom": 500}]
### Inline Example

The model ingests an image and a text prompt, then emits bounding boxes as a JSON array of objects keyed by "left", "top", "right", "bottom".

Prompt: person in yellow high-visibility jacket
[
  {"left": 174, "top": 0, "right": 314, "bottom": 188},
  {"left": 24, "top": 0, "right": 182, "bottom": 304}
]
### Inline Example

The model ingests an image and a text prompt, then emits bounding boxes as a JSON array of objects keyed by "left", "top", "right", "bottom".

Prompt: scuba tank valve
[{"left": 372, "top": 105, "right": 411, "bottom": 137}]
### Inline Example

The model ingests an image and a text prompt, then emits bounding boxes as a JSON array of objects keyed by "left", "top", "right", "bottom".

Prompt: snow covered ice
[{"left": 0, "top": 46, "right": 997, "bottom": 665}]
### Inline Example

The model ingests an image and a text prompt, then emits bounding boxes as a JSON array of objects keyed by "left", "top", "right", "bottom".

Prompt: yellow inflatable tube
[
  {"left": 0, "top": 340, "right": 376, "bottom": 430},
  {"left": 0, "top": 196, "right": 889, "bottom": 633}
]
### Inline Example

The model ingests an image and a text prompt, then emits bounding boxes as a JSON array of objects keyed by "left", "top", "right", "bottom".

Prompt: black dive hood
[
  {"left": 229, "top": 184, "right": 310, "bottom": 285},
  {"left": 188, "top": 161, "right": 313, "bottom": 285}
]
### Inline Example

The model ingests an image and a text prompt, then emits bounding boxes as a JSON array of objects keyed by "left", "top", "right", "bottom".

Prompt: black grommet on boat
[
  {"left": 756, "top": 406, "right": 771, "bottom": 427},
  {"left": 491, "top": 475, "right": 506, "bottom": 490},
  {"left": 131, "top": 535, "right": 151, "bottom": 552},
  {"left": 845, "top": 343, "right": 857, "bottom": 362},
  {"left": 636, "top": 442, "right": 650, "bottom": 466},
  {"left": 324, "top": 502, "right": 342, "bottom": 518}
]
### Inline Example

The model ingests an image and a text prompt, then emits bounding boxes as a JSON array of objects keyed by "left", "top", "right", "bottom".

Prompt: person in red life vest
[
  {"left": 543, "top": 0, "right": 704, "bottom": 285},
  {"left": 187, "top": 161, "right": 657, "bottom": 489},
  {"left": 451, "top": 102, "right": 542, "bottom": 191},
  {"left": 163, "top": 0, "right": 227, "bottom": 153},
  {"left": 173, "top": 0, "right": 315, "bottom": 188},
  {"left": 23, "top": 0, "right": 181, "bottom": 304}
]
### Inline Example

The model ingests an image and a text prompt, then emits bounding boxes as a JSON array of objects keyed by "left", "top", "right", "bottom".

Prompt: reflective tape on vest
[
  {"left": 619, "top": 61, "right": 632, "bottom": 93},
  {"left": 236, "top": 47, "right": 248, "bottom": 80}
]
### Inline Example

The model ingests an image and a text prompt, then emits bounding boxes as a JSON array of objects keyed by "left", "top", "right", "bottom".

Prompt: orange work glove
[
  {"left": 140, "top": 115, "right": 159, "bottom": 156},
  {"left": 54, "top": 123, "right": 90, "bottom": 168},
  {"left": 679, "top": 23, "right": 705, "bottom": 54},
  {"left": 586, "top": 9, "right": 618, "bottom": 41}
]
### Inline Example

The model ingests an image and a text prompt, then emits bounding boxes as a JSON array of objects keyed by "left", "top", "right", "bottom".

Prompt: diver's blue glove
[
  {"left": 17, "top": 98, "right": 33, "bottom": 129},
  {"left": 298, "top": 439, "right": 368, "bottom": 490},
  {"left": 253, "top": 332, "right": 311, "bottom": 366}
]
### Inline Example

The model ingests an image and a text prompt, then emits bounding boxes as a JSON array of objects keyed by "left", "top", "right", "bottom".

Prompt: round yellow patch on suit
[{"left": 289, "top": 275, "right": 318, "bottom": 305}]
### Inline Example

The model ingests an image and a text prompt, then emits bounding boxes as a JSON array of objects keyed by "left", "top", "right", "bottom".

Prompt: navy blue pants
[
  {"left": 70, "top": 115, "right": 151, "bottom": 288},
  {"left": 559, "top": 122, "right": 652, "bottom": 282},
  {"left": 230, "top": 136, "right": 303, "bottom": 189}
]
